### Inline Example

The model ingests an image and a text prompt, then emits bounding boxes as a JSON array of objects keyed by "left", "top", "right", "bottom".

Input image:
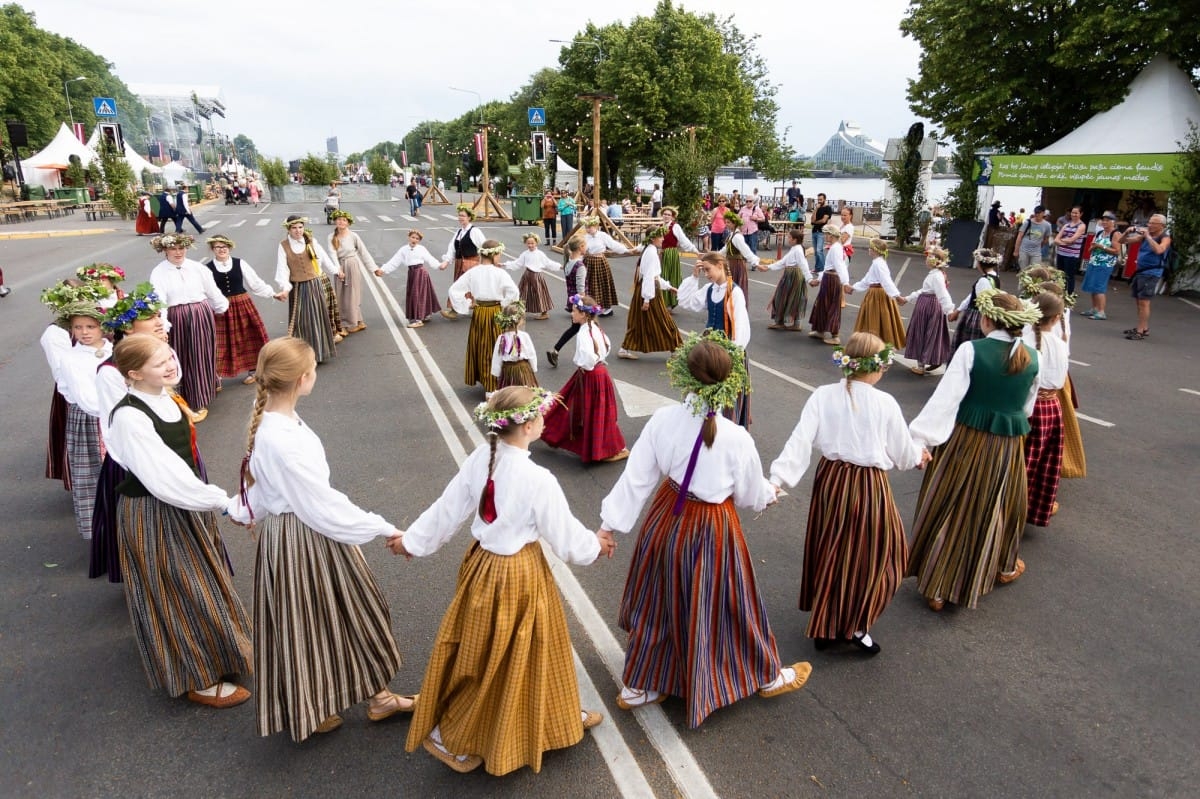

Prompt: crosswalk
[{"left": 210, "top": 212, "right": 462, "bottom": 228}]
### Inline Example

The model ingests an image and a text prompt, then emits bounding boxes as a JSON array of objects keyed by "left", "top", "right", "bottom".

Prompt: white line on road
[
  {"left": 229, "top": 220, "right": 246, "bottom": 228},
  {"left": 402, "top": 215, "right": 417, "bottom": 222},
  {"left": 894, "top": 257, "right": 911, "bottom": 285},
  {"left": 1069, "top": 359, "right": 1091, "bottom": 367},
  {"left": 377, "top": 215, "right": 393, "bottom": 222},
  {"left": 254, "top": 203, "right": 272, "bottom": 214},
  {"left": 1076, "top": 412, "right": 1115, "bottom": 428},
  {"left": 442, "top": 213, "right": 459, "bottom": 221},
  {"left": 1178, "top": 297, "right": 1200, "bottom": 311},
  {"left": 204, "top": 220, "right": 220, "bottom": 229},
  {"left": 1179, "top": 388, "right": 1200, "bottom": 396},
  {"left": 255, "top": 219, "right": 270, "bottom": 226}
]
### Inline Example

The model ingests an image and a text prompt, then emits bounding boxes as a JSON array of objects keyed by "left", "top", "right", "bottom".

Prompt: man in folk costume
[{"left": 274, "top": 215, "right": 341, "bottom": 364}]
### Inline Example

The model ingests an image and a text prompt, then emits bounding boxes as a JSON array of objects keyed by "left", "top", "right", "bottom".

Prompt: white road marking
[
  {"left": 377, "top": 215, "right": 393, "bottom": 222},
  {"left": 1178, "top": 297, "right": 1200, "bottom": 311},
  {"left": 614, "top": 379, "right": 678, "bottom": 417},
  {"left": 255, "top": 218, "right": 270, "bottom": 226},
  {"left": 402, "top": 215, "right": 417, "bottom": 222},
  {"left": 442, "top": 213, "right": 459, "bottom": 221},
  {"left": 1179, "top": 388, "right": 1200, "bottom": 397},
  {"left": 229, "top": 220, "right": 246, "bottom": 228},
  {"left": 894, "top": 257, "right": 911, "bottom": 285},
  {"left": 203, "top": 220, "right": 220, "bottom": 229},
  {"left": 254, "top": 203, "right": 272, "bottom": 214},
  {"left": 1076, "top": 412, "right": 1115, "bottom": 428},
  {"left": 1069, "top": 359, "right": 1091, "bottom": 367}
]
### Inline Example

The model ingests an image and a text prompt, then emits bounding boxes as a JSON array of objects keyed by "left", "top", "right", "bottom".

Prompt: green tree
[
  {"left": 260, "top": 156, "right": 288, "bottom": 188},
  {"left": 233, "top": 133, "right": 258, "bottom": 168},
  {"left": 932, "top": 156, "right": 949, "bottom": 174},
  {"left": 887, "top": 123, "right": 926, "bottom": 245},
  {"left": 942, "top": 141, "right": 981, "bottom": 225},
  {"left": 901, "top": 0, "right": 1200, "bottom": 152},
  {"left": 64, "top": 154, "right": 86, "bottom": 188},
  {"left": 367, "top": 153, "right": 390, "bottom": 185},
  {"left": 95, "top": 141, "right": 136, "bottom": 218},
  {"left": 1168, "top": 122, "right": 1200, "bottom": 289},
  {"left": 298, "top": 153, "right": 336, "bottom": 185},
  {"left": 659, "top": 139, "right": 716, "bottom": 231}
]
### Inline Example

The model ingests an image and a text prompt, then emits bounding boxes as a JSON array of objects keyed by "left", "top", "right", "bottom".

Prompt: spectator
[
  {"left": 987, "top": 200, "right": 1007, "bottom": 228},
  {"left": 406, "top": 181, "right": 421, "bottom": 217},
  {"left": 650, "top": 184, "right": 663, "bottom": 216},
  {"left": 1014, "top": 208, "right": 1027, "bottom": 226},
  {"left": 541, "top": 191, "right": 559, "bottom": 245},
  {"left": 1014, "top": 205, "right": 1052, "bottom": 269},
  {"left": 786, "top": 180, "right": 803, "bottom": 211},
  {"left": 607, "top": 199, "right": 624, "bottom": 227},
  {"left": 1120, "top": 214, "right": 1171, "bottom": 341},
  {"left": 739, "top": 196, "right": 766, "bottom": 252},
  {"left": 1080, "top": 211, "right": 1122, "bottom": 321},
  {"left": 811, "top": 194, "right": 834, "bottom": 273},
  {"left": 1053, "top": 205, "right": 1087, "bottom": 293},
  {"left": 709, "top": 196, "right": 729, "bottom": 250}
]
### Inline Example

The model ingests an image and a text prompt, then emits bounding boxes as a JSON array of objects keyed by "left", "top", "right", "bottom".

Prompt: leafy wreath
[{"left": 665, "top": 330, "right": 748, "bottom": 415}]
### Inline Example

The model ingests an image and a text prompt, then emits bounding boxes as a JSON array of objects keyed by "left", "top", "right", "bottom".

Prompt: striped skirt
[
  {"left": 801, "top": 459, "right": 907, "bottom": 639},
  {"left": 465, "top": 301, "right": 501, "bottom": 392},
  {"left": 584, "top": 254, "right": 619, "bottom": 310},
  {"left": 1059, "top": 377, "right": 1086, "bottom": 478},
  {"left": 406, "top": 542, "right": 584, "bottom": 776},
  {"left": 47, "top": 387, "right": 71, "bottom": 489},
  {"left": 319, "top": 272, "right": 343, "bottom": 335},
  {"left": 619, "top": 480, "right": 781, "bottom": 728},
  {"left": 767, "top": 267, "right": 809, "bottom": 327},
  {"left": 453, "top": 255, "right": 480, "bottom": 281},
  {"left": 1025, "top": 392, "right": 1064, "bottom": 527},
  {"left": 66, "top": 403, "right": 102, "bottom": 540},
  {"left": 117, "top": 495, "right": 252, "bottom": 697},
  {"left": 952, "top": 307, "right": 985, "bottom": 351},
  {"left": 90, "top": 454, "right": 127, "bottom": 581},
  {"left": 167, "top": 301, "right": 218, "bottom": 411},
  {"left": 287, "top": 278, "right": 336, "bottom": 364},
  {"left": 853, "top": 286, "right": 907, "bottom": 349},
  {"left": 661, "top": 247, "right": 682, "bottom": 308},
  {"left": 905, "top": 424, "right": 1027, "bottom": 608},
  {"left": 405, "top": 264, "right": 442, "bottom": 321},
  {"left": 255, "top": 512, "right": 403, "bottom": 742},
  {"left": 808, "top": 270, "right": 843, "bottom": 335},
  {"left": 541, "top": 364, "right": 626, "bottom": 463},
  {"left": 728, "top": 254, "right": 749, "bottom": 301},
  {"left": 621, "top": 269, "right": 682, "bottom": 354},
  {"left": 498, "top": 359, "right": 538, "bottom": 390},
  {"left": 904, "top": 293, "right": 953, "bottom": 368},
  {"left": 214, "top": 293, "right": 269, "bottom": 377},
  {"left": 335, "top": 253, "right": 365, "bottom": 326},
  {"left": 518, "top": 269, "right": 554, "bottom": 315}
]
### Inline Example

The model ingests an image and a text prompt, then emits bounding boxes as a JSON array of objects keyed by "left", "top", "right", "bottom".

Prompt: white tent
[
  {"left": 553, "top": 156, "right": 578, "bottom": 192},
  {"left": 20, "top": 123, "right": 97, "bottom": 189},
  {"left": 390, "top": 158, "right": 404, "bottom": 174},
  {"left": 85, "top": 127, "right": 162, "bottom": 182},
  {"left": 161, "top": 161, "right": 189, "bottom": 186}
]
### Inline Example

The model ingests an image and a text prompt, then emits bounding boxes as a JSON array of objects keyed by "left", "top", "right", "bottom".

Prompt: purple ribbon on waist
[{"left": 672, "top": 411, "right": 714, "bottom": 515}]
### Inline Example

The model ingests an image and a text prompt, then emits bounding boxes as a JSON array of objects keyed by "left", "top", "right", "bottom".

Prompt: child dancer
[
  {"left": 504, "top": 232, "right": 560, "bottom": 319},
  {"left": 541, "top": 294, "right": 629, "bottom": 463},
  {"left": 438, "top": 204, "right": 485, "bottom": 319},
  {"left": 376, "top": 230, "right": 443, "bottom": 327},
  {"left": 1021, "top": 292, "right": 1068, "bottom": 526},
  {"left": 845, "top": 238, "right": 907, "bottom": 348},
  {"left": 202, "top": 235, "right": 284, "bottom": 387},
  {"left": 490, "top": 301, "right": 538, "bottom": 389},
  {"left": 659, "top": 206, "right": 701, "bottom": 308},
  {"left": 723, "top": 210, "right": 761, "bottom": 300},
  {"left": 808, "top": 223, "right": 850, "bottom": 345},
  {"left": 107, "top": 334, "right": 253, "bottom": 708},
  {"left": 618, "top": 226, "right": 682, "bottom": 360},
  {"left": 769, "top": 333, "right": 928, "bottom": 654},
  {"left": 1029, "top": 278, "right": 1086, "bottom": 480},
  {"left": 582, "top": 217, "right": 637, "bottom": 316},
  {"left": 600, "top": 334, "right": 809, "bottom": 727},
  {"left": 228, "top": 337, "right": 416, "bottom": 742},
  {"left": 395, "top": 386, "right": 614, "bottom": 774},
  {"left": 546, "top": 236, "right": 587, "bottom": 368},
  {"left": 275, "top": 216, "right": 341, "bottom": 364},
  {"left": 326, "top": 210, "right": 377, "bottom": 335},
  {"left": 760, "top": 228, "right": 814, "bottom": 330},
  {"left": 903, "top": 247, "right": 955, "bottom": 375},
  {"left": 448, "top": 240, "right": 520, "bottom": 393},
  {"left": 949, "top": 248, "right": 1002, "bottom": 351}
]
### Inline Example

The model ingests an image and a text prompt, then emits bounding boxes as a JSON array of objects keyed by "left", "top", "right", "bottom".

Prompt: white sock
[
  {"left": 429, "top": 726, "right": 471, "bottom": 763},
  {"left": 855, "top": 632, "right": 874, "bottom": 647},
  {"left": 193, "top": 681, "right": 233, "bottom": 697},
  {"left": 619, "top": 686, "right": 660, "bottom": 706},
  {"left": 762, "top": 667, "right": 796, "bottom": 692}
]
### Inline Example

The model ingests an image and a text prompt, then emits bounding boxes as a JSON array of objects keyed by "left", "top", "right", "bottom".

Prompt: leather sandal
[
  {"left": 616, "top": 688, "right": 667, "bottom": 711},
  {"left": 367, "top": 692, "right": 418, "bottom": 721},
  {"left": 997, "top": 558, "right": 1026, "bottom": 585},
  {"left": 314, "top": 714, "right": 343, "bottom": 734},
  {"left": 758, "top": 662, "right": 812, "bottom": 698},
  {"left": 187, "top": 681, "right": 250, "bottom": 709},
  {"left": 927, "top": 597, "right": 946, "bottom": 612},
  {"left": 422, "top": 737, "right": 483, "bottom": 773},
  {"left": 582, "top": 710, "right": 603, "bottom": 729}
]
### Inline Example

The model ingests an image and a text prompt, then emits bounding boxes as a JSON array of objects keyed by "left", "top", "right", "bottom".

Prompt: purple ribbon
[{"left": 673, "top": 411, "right": 714, "bottom": 515}]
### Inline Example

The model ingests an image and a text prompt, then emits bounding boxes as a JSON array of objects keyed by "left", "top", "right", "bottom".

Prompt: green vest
[
  {"left": 112, "top": 394, "right": 200, "bottom": 497},
  {"left": 956, "top": 337, "right": 1038, "bottom": 437}
]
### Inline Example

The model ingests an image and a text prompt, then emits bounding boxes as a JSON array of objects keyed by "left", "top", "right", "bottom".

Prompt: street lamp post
[
  {"left": 549, "top": 38, "right": 604, "bottom": 61},
  {"left": 63, "top": 76, "right": 86, "bottom": 128}
]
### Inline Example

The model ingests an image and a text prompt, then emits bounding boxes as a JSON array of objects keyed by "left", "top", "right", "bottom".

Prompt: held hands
[
  {"left": 756, "top": 264, "right": 769, "bottom": 272},
  {"left": 597, "top": 529, "right": 617, "bottom": 559},
  {"left": 917, "top": 448, "right": 933, "bottom": 470},
  {"left": 438, "top": 261, "right": 449, "bottom": 271},
  {"left": 374, "top": 268, "right": 385, "bottom": 277},
  {"left": 385, "top": 530, "right": 411, "bottom": 559},
  {"left": 948, "top": 310, "right": 960, "bottom": 322},
  {"left": 641, "top": 300, "right": 650, "bottom": 310},
  {"left": 896, "top": 296, "right": 908, "bottom": 306},
  {"left": 272, "top": 290, "right": 288, "bottom": 302},
  {"left": 809, "top": 279, "right": 820, "bottom": 287},
  {"left": 842, "top": 285, "right": 854, "bottom": 295}
]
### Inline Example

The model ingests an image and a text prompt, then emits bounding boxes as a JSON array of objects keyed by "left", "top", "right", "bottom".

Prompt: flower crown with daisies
[
  {"left": 974, "top": 287, "right": 1043, "bottom": 328},
  {"left": 972, "top": 247, "right": 1002, "bottom": 266},
  {"left": 479, "top": 242, "right": 506, "bottom": 258},
  {"left": 831, "top": 343, "right": 896, "bottom": 377},
  {"left": 494, "top": 300, "right": 526, "bottom": 328},
  {"left": 568, "top": 294, "right": 603, "bottom": 315},
  {"left": 102, "top": 282, "right": 166, "bottom": 333},
  {"left": 76, "top": 263, "right": 126, "bottom": 283},
  {"left": 473, "top": 387, "right": 556, "bottom": 430},
  {"left": 151, "top": 233, "right": 195, "bottom": 252},
  {"left": 41, "top": 279, "right": 111, "bottom": 312}
]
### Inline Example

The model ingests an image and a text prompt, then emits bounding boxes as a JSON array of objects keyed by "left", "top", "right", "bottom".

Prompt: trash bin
[
  {"left": 52, "top": 187, "right": 88, "bottom": 205},
  {"left": 510, "top": 194, "right": 541, "bottom": 226},
  {"left": 189, "top": 184, "right": 202, "bottom": 204},
  {"left": 22, "top": 184, "right": 47, "bottom": 200}
]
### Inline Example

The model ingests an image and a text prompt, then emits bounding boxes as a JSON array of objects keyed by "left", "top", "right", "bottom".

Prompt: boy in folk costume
[
  {"left": 438, "top": 204, "right": 486, "bottom": 319},
  {"left": 274, "top": 215, "right": 341, "bottom": 364},
  {"left": 202, "top": 235, "right": 285, "bottom": 387},
  {"left": 448, "top": 240, "right": 520, "bottom": 393},
  {"left": 845, "top": 238, "right": 908, "bottom": 349},
  {"left": 503, "top": 232, "right": 560, "bottom": 319},
  {"left": 618, "top": 226, "right": 682, "bottom": 360}
]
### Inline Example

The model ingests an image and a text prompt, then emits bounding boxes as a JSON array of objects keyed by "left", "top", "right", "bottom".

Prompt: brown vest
[{"left": 282, "top": 238, "right": 317, "bottom": 283}]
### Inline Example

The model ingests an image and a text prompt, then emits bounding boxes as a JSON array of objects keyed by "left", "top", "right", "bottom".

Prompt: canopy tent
[
  {"left": 389, "top": 158, "right": 404, "bottom": 174},
  {"left": 553, "top": 156, "right": 578, "bottom": 192},
  {"left": 19, "top": 123, "right": 97, "bottom": 189},
  {"left": 161, "top": 161, "right": 190, "bottom": 186},
  {"left": 84, "top": 127, "right": 162, "bottom": 180}
]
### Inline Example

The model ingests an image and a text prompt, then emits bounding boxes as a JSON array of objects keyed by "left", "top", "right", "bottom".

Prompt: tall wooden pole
[
  {"left": 479, "top": 124, "right": 489, "bottom": 195},
  {"left": 577, "top": 93, "right": 613, "bottom": 211}
]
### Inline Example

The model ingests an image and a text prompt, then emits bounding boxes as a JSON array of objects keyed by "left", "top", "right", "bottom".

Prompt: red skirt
[
  {"left": 1024, "top": 392, "right": 1064, "bottom": 527},
  {"left": 541, "top": 364, "right": 625, "bottom": 462},
  {"left": 46, "top": 387, "right": 71, "bottom": 489},
  {"left": 214, "top": 293, "right": 269, "bottom": 377},
  {"left": 453, "top": 255, "right": 481, "bottom": 282},
  {"left": 135, "top": 206, "right": 158, "bottom": 235}
]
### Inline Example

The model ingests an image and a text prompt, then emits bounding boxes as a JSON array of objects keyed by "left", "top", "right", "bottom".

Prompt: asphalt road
[{"left": 2, "top": 197, "right": 1197, "bottom": 799}]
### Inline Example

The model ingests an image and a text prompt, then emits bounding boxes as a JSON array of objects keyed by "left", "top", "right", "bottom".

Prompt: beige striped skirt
[
  {"left": 1059, "top": 377, "right": 1086, "bottom": 478},
  {"left": 465, "top": 301, "right": 501, "bottom": 391}
]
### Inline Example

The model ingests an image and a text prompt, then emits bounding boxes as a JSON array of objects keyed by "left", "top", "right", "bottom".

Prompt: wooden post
[
  {"left": 422, "top": 136, "right": 450, "bottom": 205},
  {"left": 573, "top": 92, "right": 632, "bottom": 248},
  {"left": 469, "top": 123, "right": 509, "bottom": 221}
]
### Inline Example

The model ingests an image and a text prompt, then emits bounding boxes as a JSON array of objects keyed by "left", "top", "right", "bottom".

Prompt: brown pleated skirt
[
  {"left": 584, "top": 254, "right": 619, "bottom": 310},
  {"left": 808, "top": 270, "right": 843, "bottom": 335},
  {"left": 465, "top": 301, "right": 501, "bottom": 391},
  {"left": 621, "top": 268, "right": 683, "bottom": 354},
  {"left": 853, "top": 286, "right": 907, "bottom": 349},
  {"left": 498, "top": 359, "right": 538, "bottom": 390},
  {"left": 518, "top": 270, "right": 554, "bottom": 315}
]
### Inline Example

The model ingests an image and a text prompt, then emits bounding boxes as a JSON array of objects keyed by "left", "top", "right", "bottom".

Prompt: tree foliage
[
  {"left": 943, "top": 140, "right": 981, "bottom": 223},
  {"left": 659, "top": 139, "right": 716, "bottom": 231},
  {"left": 1168, "top": 122, "right": 1200, "bottom": 287},
  {"left": 901, "top": 0, "right": 1200, "bottom": 152},
  {"left": 887, "top": 123, "right": 926, "bottom": 244},
  {"left": 95, "top": 142, "right": 136, "bottom": 218},
  {"left": 260, "top": 157, "right": 287, "bottom": 188},
  {"left": 366, "top": 153, "right": 390, "bottom": 185},
  {"left": 299, "top": 153, "right": 337, "bottom": 185}
]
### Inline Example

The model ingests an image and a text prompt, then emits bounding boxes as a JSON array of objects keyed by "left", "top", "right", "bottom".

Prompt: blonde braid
[
  {"left": 477, "top": 432, "right": 500, "bottom": 519},
  {"left": 241, "top": 383, "right": 269, "bottom": 489}
]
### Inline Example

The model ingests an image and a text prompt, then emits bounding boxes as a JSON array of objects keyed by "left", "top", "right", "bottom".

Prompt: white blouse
[
  {"left": 1022, "top": 326, "right": 1070, "bottom": 390},
  {"left": 505, "top": 249, "right": 561, "bottom": 274},
  {"left": 909, "top": 331, "right": 1040, "bottom": 447},
  {"left": 274, "top": 237, "right": 340, "bottom": 292},
  {"left": 572, "top": 320, "right": 611, "bottom": 369},
  {"left": 585, "top": 230, "right": 631, "bottom": 255},
  {"left": 675, "top": 277, "right": 751, "bottom": 348},
  {"left": 823, "top": 242, "right": 850, "bottom": 283},
  {"left": 378, "top": 243, "right": 440, "bottom": 275},
  {"left": 491, "top": 331, "right": 537, "bottom": 376},
  {"left": 226, "top": 412, "right": 394, "bottom": 544},
  {"left": 149, "top": 259, "right": 230, "bottom": 313},
  {"left": 769, "top": 381, "right": 924, "bottom": 487},
  {"left": 441, "top": 225, "right": 486, "bottom": 262},
  {"left": 851, "top": 256, "right": 902, "bottom": 297},
  {"left": 600, "top": 401, "right": 776, "bottom": 533},
  {"left": 956, "top": 272, "right": 999, "bottom": 312},
  {"left": 727, "top": 231, "right": 762, "bottom": 267},
  {"left": 326, "top": 230, "right": 378, "bottom": 272},
  {"left": 448, "top": 264, "right": 520, "bottom": 316},
  {"left": 207, "top": 257, "right": 276, "bottom": 298},
  {"left": 403, "top": 441, "right": 600, "bottom": 564},
  {"left": 41, "top": 324, "right": 73, "bottom": 387},
  {"left": 768, "top": 244, "right": 813, "bottom": 280},
  {"left": 108, "top": 388, "right": 229, "bottom": 512},
  {"left": 56, "top": 341, "right": 112, "bottom": 412},
  {"left": 635, "top": 244, "right": 673, "bottom": 301},
  {"left": 667, "top": 221, "right": 699, "bottom": 253},
  {"left": 905, "top": 269, "right": 955, "bottom": 314},
  {"left": 95, "top": 348, "right": 182, "bottom": 459}
]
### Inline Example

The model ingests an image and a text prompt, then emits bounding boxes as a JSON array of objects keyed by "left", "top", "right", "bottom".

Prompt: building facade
[{"left": 812, "top": 120, "right": 886, "bottom": 168}]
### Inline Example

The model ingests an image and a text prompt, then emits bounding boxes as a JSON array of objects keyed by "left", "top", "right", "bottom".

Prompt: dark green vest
[
  {"left": 956, "top": 337, "right": 1038, "bottom": 437},
  {"left": 112, "top": 394, "right": 200, "bottom": 497}
]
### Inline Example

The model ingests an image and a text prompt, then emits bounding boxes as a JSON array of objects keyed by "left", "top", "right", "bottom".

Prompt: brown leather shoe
[
  {"left": 186, "top": 682, "right": 250, "bottom": 708},
  {"left": 997, "top": 558, "right": 1026, "bottom": 585},
  {"left": 927, "top": 597, "right": 946, "bottom": 612}
]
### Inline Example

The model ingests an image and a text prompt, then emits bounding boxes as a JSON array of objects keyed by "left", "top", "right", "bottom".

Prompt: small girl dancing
[
  {"left": 490, "top": 301, "right": 538, "bottom": 389},
  {"left": 760, "top": 228, "right": 814, "bottom": 330},
  {"left": 394, "top": 386, "right": 615, "bottom": 774},
  {"left": 504, "top": 232, "right": 560, "bottom": 319},
  {"left": 447, "top": 240, "right": 520, "bottom": 393},
  {"left": 1021, "top": 291, "right": 1068, "bottom": 526},
  {"left": 845, "top": 238, "right": 908, "bottom": 348},
  {"left": 808, "top": 223, "right": 851, "bottom": 345},
  {"left": 546, "top": 236, "right": 588, "bottom": 368},
  {"left": 376, "top": 230, "right": 443, "bottom": 327},
  {"left": 949, "top": 248, "right": 1002, "bottom": 351},
  {"left": 903, "top": 247, "right": 955, "bottom": 375},
  {"left": 541, "top": 294, "right": 629, "bottom": 463}
]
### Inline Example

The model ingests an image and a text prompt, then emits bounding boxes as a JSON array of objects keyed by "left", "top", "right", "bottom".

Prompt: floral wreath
[
  {"left": 40, "top": 279, "right": 110, "bottom": 312},
  {"left": 479, "top": 242, "right": 506, "bottom": 258},
  {"left": 974, "top": 287, "right": 1043, "bottom": 327},
  {"left": 282, "top": 216, "right": 310, "bottom": 229},
  {"left": 926, "top": 247, "right": 950, "bottom": 268},
  {"left": 665, "top": 330, "right": 748, "bottom": 415},
  {"left": 329, "top": 209, "right": 355, "bottom": 224},
  {"left": 494, "top": 300, "right": 526, "bottom": 329},
  {"left": 521, "top": 231, "right": 541, "bottom": 244},
  {"left": 206, "top": 235, "right": 236, "bottom": 249},
  {"left": 473, "top": 387, "right": 557, "bottom": 430},
  {"left": 972, "top": 247, "right": 1002, "bottom": 266},
  {"left": 831, "top": 343, "right": 896, "bottom": 378},
  {"left": 869, "top": 238, "right": 889, "bottom": 257},
  {"left": 644, "top": 225, "right": 667, "bottom": 240},
  {"left": 1017, "top": 265, "right": 1064, "bottom": 298},
  {"left": 580, "top": 216, "right": 602, "bottom": 227},
  {"left": 568, "top": 294, "right": 603, "bottom": 315},
  {"left": 102, "top": 282, "right": 165, "bottom": 332},
  {"left": 76, "top": 263, "right": 126, "bottom": 283},
  {"left": 722, "top": 210, "right": 743, "bottom": 228},
  {"left": 151, "top": 233, "right": 195, "bottom": 252},
  {"left": 54, "top": 299, "right": 106, "bottom": 327},
  {"left": 455, "top": 203, "right": 476, "bottom": 220}
]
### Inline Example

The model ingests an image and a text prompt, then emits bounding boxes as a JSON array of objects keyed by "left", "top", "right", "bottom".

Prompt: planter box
[{"left": 268, "top": 184, "right": 399, "bottom": 204}]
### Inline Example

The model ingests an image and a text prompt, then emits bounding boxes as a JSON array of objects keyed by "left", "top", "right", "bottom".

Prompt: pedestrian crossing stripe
[
  {"left": 205, "top": 220, "right": 220, "bottom": 228},
  {"left": 256, "top": 219, "right": 270, "bottom": 226},
  {"left": 378, "top": 215, "right": 393, "bottom": 222},
  {"left": 230, "top": 220, "right": 246, "bottom": 227},
  {"left": 442, "top": 213, "right": 459, "bottom": 220}
]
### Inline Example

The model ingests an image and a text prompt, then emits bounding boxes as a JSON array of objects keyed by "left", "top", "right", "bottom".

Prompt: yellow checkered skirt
[{"left": 405, "top": 541, "right": 584, "bottom": 775}]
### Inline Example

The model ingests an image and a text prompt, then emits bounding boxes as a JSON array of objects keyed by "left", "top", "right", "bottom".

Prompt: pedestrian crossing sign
[
  {"left": 93, "top": 97, "right": 118, "bottom": 117},
  {"left": 528, "top": 107, "right": 546, "bottom": 127}
]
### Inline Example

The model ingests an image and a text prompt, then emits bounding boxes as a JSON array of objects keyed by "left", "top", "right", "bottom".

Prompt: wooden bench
[{"left": 80, "top": 201, "right": 116, "bottom": 221}]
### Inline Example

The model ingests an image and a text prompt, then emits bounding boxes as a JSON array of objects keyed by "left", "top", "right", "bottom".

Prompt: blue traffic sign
[
  {"left": 93, "top": 97, "right": 118, "bottom": 117},
  {"left": 528, "top": 107, "right": 546, "bottom": 127}
]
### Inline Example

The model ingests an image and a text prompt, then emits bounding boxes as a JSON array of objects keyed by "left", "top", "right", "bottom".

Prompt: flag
[
  {"left": 425, "top": 141, "right": 433, "bottom": 164},
  {"left": 401, "top": 149, "right": 408, "bottom": 167},
  {"left": 72, "top": 123, "right": 85, "bottom": 144},
  {"left": 474, "top": 133, "right": 483, "bottom": 162}
]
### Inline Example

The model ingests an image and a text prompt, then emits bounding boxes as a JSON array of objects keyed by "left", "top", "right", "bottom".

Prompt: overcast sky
[{"left": 23, "top": 0, "right": 925, "bottom": 160}]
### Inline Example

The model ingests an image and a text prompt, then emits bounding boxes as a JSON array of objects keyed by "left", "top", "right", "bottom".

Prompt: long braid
[
  {"left": 477, "top": 432, "right": 500, "bottom": 519},
  {"left": 240, "top": 383, "right": 269, "bottom": 490}
]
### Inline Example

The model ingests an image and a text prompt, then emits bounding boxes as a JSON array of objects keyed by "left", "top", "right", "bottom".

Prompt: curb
[{"left": 0, "top": 228, "right": 118, "bottom": 241}]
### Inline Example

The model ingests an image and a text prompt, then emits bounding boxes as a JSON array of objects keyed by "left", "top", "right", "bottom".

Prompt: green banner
[{"left": 974, "top": 154, "right": 1181, "bottom": 191}]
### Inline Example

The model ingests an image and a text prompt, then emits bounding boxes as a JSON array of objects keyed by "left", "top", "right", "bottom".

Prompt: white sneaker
[{"left": 617, "top": 348, "right": 639, "bottom": 360}]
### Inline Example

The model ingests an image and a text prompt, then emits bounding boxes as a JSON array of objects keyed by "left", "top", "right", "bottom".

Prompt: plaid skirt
[
  {"left": 66, "top": 403, "right": 102, "bottom": 540},
  {"left": 808, "top": 270, "right": 843, "bottom": 335},
  {"left": 453, "top": 255, "right": 480, "bottom": 282},
  {"left": 255, "top": 512, "right": 403, "bottom": 742},
  {"left": 214, "top": 293, "right": 269, "bottom": 377},
  {"left": 584, "top": 254, "right": 619, "bottom": 310},
  {"left": 1025, "top": 392, "right": 1064, "bottom": 527},
  {"left": 287, "top": 278, "right": 336, "bottom": 364},
  {"left": 541, "top": 363, "right": 626, "bottom": 462},
  {"left": 906, "top": 424, "right": 1027, "bottom": 608},
  {"left": 1059, "top": 377, "right": 1086, "bottom": 478},
  {"left": 406, "top": 542, "right": 584, "bottom": 776},
  {"left": 405, "top": 265, "right": 442, "bottom": 321},
  {"left": 661, "top": 247, "right": 682, "bottom": 308},
  {"left": 498, "top": 359, "right": 538, "bottom": 390},
  {"left": 47, "top": 387, "right": 71, "bottom": 489},
  {"left": 904, "top": 293, "right": 953, "bottom": 368},
  {"left": 767, "top": 267, "right": 809, "bottom": 327},
  {"left": 117, "top": 495, "right": 252, "bottom": 696},
  {"left": 319, "top": 272, "right": 343, "bottom": 334},
  {"left": 728, "top": 254, "right": 749, "bottom": 301},
  {"left": 952, "top": 307, "right": 985, "bottom": 351},
  {"left": 167, "top": 301, "right": 218, "bottom": 411},
  {"left": 518, "top": 270, "right": 554, "bottom": 315},
  {"left": 619, "top": 480, "right": 781, "bottom": 728},
  {"left": 853, "top": 286, "right": 907, "bottom": 349},
  {"left": 466, "top": 301, "right": 501, "bottom": 391},
  {"left": 621, "top": 268, "right": 682, "bottom": 354}
]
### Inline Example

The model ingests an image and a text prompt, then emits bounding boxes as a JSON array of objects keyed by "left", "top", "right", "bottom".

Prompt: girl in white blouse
[
  {"left": 617, "top": 226, "right": 681, "bottom": 360},
  {"left": 808, "top": 223, "right": 851, "bottom": 345},
  {"left": 845, "top": 238, "right": 908, "bottom": 349},
  {"left": 490, "top": 301, "right": 538, "bottom": 389},
  {"left": 504, "top": 232, "right": 560, "bottom": 319},
  {"left": 903, "top": 248, "right": 956, "bottom": 375},
  {"left": 1021, "top": 292, "right": 1069, "bottom": 527},
  {"left": 376, "top": 229, "right": 444, "bottom": 327},
  {"left": 759, "top": 228, "right": 814, "bottom": 330}
]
